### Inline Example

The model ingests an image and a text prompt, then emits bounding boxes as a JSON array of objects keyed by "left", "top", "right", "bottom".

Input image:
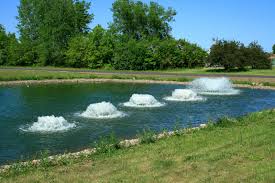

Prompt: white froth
[
  {"left": 123, "top": 94, "right": 165, "bottom": 108},
  {"left": 80, "top": 101, "right": 126, "bottom": 119},
  {"left": 22, "top": 115, "right": 76, "bottom": 133},
  {"left": 164, "top": 89, "right": 205, "bottom": 101},
  {"left": 190, "top": 77, "right": 240, "bottom": 95}
]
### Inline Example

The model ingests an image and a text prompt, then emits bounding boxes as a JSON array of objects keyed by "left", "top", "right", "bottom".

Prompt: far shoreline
[{"left": 0, "top": 78, "right": 275, "bottom": 90}]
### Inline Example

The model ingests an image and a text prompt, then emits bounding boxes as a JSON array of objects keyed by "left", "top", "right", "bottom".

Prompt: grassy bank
[
  {"left": 2, "top": 67, "right": 275, "bottom": 89},
  {"left": 0, "top": 69, "right": 192, "bottom": 82},
  {"left": 1, "top": 109, "right": 274, "bottom": 182},
  {"left": 163, "top": 67, "right": 275, "bottom": 76},
  {"left": 1, "top": 66, "right": 275, "bottom": 76}
]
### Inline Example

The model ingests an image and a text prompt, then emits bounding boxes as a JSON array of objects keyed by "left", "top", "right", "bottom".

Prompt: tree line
[
  {"left": 208, "top": 39, "right": 272, "bottom": 70},
  {"left": 0, "top": 0, "right": 272, "bottom": 70}
]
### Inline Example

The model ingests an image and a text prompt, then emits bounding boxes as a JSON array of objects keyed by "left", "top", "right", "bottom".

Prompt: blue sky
[{"left": 0, "top": 0, "right": 274, "bottom": 51}]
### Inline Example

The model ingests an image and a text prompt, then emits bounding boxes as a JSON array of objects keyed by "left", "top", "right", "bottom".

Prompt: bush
[
  {"left": 112, "top": 38, "right": 207, "bottom": 70},
  {"left": 208, "top": 39, "right": 271, "bottom": 70},
  {"left": 65, "top": 35, "right": 90, "bottom": 68},
  {"left": 208, "top": 40, "right": 248, "bottom": 70},
  {"left": 247, "top": 42, "right": 271, "bottom": 69},
  {"left": 113, "top": 38, "right": 157, "bottom": 70},
  {"left": 94, "top": 132, "right": 120, "bottom": 155},
  {"left": 0, "top": 25, "right": 21, "bottom": 66},
  {"left": 66, "top": 25, "right": 114, "bottom": 68},
  {"left": 176, "top": 39, "right": 207, "bottom": 68},
  {"left": 137, "top": 128, "right": 157, "bottom": 144}
]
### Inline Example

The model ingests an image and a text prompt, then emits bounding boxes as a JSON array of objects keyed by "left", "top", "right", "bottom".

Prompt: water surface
[{"left": 0, "top": 82, "right": 275, "bottom": 165}]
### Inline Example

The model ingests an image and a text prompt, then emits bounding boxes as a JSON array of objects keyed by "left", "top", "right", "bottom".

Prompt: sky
[{"left": 0, "top": 0, "right": 274, "bottom": 52}]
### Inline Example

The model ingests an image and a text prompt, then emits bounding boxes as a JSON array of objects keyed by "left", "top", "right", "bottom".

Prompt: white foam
[
  {"left": 21, "top": 115, "right": 76, "bottom": 133},
  {"left": 190, "top": 77, "right": 240, "bottom": 95},
  {"left": 164, "top": 89, "right": 205, "bottom": 101},
  {"left": 80, "top": 101, "right": 126, "bottom": 119},
  {"left": 123, "top": 94, "right": 165, "bottom": 108}
]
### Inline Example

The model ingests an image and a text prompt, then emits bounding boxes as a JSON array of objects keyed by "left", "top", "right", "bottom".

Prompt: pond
[{"left": 1, "top": 78, "right": 275, "bottom": 165}]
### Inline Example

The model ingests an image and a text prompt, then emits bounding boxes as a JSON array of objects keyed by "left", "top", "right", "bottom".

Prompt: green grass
[
  {"left": 0, "top": 69, "right": 191, "bottom": 82},
  {"left": 1, "top": 66, "right": 275, "bottom": 76},
  {"left": 162, "top": 67, "right": 275, "bottom": 76},
  {"left": 1, "top": 109, "right": 274, "bottom": 182},
  {"left": 0, "top": 70, "right": 99, "bottom": 81},
  {"left": 1, "top": 66, "right": 275, "bottom": 87}
]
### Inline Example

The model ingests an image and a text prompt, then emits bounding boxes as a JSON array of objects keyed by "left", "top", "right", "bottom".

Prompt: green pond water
[{"left": 1, "top": 81, "right": 275, "bottom": 165}]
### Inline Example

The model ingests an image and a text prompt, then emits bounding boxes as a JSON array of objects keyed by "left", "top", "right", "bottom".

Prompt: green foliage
[
  {"left": 208, "top": 39, "right": 271, "bottom": 70},
  {"left": 111, "top": 0, "right": 176, "bottom": 40},
  {"left": 0, "top": 25, "right": 8, "bottom": 65},
  {"left": 273, "top": 44, "right": 275, "bottom": 54},
  {"left": 17, "top": 0, "right": 93, "bottom": 66},
  {"left": 137, "top": 128, "right": 157, "bottom": 144},
  {"left": 208, "top": 39, "right": 247, "bottom": 70},
  {"left": 0, "top": 25, "right": 21, "bottom": 65},
  {"left": 94, "top": 132, "right": 120, "bottom": 155},
  {"left": 66, "top": 25, "right": 114, "bottom": 68},
  {"left": 1, "top": 0, "right": 270, "bottom": 71},
  {"left": 113, "top": 38, "right": 207, "bottom": 70},
  {"left": 247, "top": 41, "right": 271, "bottom": 69}
]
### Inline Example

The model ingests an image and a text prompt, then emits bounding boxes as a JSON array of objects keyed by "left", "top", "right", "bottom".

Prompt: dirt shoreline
[{"left": 0, "top": 78, "right": 275, "bottom": 90}]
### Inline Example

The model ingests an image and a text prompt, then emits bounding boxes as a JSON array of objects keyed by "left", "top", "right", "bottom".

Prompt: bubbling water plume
[
  {"left": 21, "top": 115, "right": 76, "bottom": 133},
  {"left": 164, "top": 89, "right": 205, "bottom": 101},
  {"left": 123, "top": 94, "right": 165, "bottom": 108},
  {"left": 190, "top": 77, "right": 240, "bottom": 95},
  {"left": 80, "top": 101, "right": 126, "bottom": 119}
]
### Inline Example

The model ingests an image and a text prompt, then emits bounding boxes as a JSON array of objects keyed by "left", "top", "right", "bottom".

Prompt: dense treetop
[
  {"left": 0, "top": 0, "right": 271, "bottom": 70},
  {"left": 208, "top": 39, "right": 271, "bottom": 70},
  {"left": 17, "top": 0, "right": 93, "bottom": 65},
  {"left": 111, "top": 0, "right": 176, "bottom": 40}
]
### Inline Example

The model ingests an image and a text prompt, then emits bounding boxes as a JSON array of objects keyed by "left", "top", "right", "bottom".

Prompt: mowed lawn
[
  {"left": 163, "top": 67, "right": 275, "bottom": 76},
  {"left": 1, "top": 66, "right": 275, "bottom": 81},
  {"left": 0, "top": 69, "right": 192, "bottom": 82},
  {"left": 1, "top": 110, "right": 274, "bottom": 183}
]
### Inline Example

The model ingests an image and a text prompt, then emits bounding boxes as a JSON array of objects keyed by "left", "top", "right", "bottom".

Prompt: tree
[
  {"left": 208, "top": 39, "right": 271, "bottom": 70},
  {"left": 247, "top": 42, "right": 271, "bottom": 69},
  {"left": 273, "top": 44, "right": 275, "bottom": 54},
  {"left": 0, "top": 25, "right": 21, "bottom": 65},
  {"left": 208, "top": 39, "right": 248, "bottom": 70},
  {"left": 111, "top": 0, "right": 176, "bottom": 40},
  {"left": 112, "top": 38, "right": 207, "bottom": 70},
  {"left": 176, "top": 39, "right": 207, "bottom": 68},
  {"left": 17, "top": 0, "right": 93, "bottom": 66},
  {"left": 0, "top": 25, "right": 9, "bottom": 65},
  {"left": 66, "top": 25, "right": 115, "bottom": 68}
]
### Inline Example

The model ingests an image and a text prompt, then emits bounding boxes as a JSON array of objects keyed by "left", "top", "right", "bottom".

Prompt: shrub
[
  {"left": 112, "top": 38, "right": 207, "bottom": 70},
  {"left": 65, "top": 35, "right": 90, "bottom": 68},
  {"left": 66, "top": 25, "right": 114, "bottom": 69},
  {"left": 208, "top": 39, "right": 271, "bottom": 70},
  {"left": 94, "top": 132, "right": 120, "bottom": 155},
  {"left": 137, "top": 128, "right": 157, "bottom": 144},
  {"left": 247, "top": 42, "right": 271, "bottom": 69},
  {"left": 208, "top": 39, "right": 248, "bottom": 70}
]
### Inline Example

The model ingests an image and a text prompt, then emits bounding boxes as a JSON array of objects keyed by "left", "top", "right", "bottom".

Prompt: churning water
[
  {"left": 163, "top": 89, "right": 205, "bottom": 101},
  {"left": 80, "top": 101, "right": 126, "bottom": 119},
  {"left": 20, "top": 115, "right": 76, "bottom": 133},
  {"left": 123, "top": 94, "right": 165, "bottom": 108},
  {"left": 190, "top": 77, "right": 240, "bottom": 95},
  {"left": 1, "top": 80, "right": 275, "bottom": 165}
]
